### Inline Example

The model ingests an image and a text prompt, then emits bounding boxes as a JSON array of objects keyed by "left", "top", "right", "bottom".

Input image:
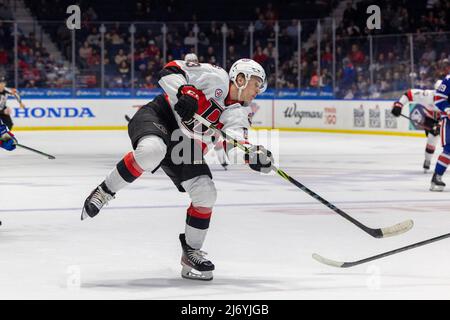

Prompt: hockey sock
[
  {"left": 435, "top": 152, "right": 450, "bottom": 176},
  {"left": 425, "top": 134, "right": 439, "bottom": 161},
  {"left": 105, "top": 152, "right": 143, "bottom": 193},
  {"left": 425, "top": 145, "right": 434, "bottom": 161},
  {"left": 185, "top": 204, "right": 212, "bottom": 249}
]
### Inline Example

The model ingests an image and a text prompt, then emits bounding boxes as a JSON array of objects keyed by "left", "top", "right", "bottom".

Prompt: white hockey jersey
[
  {"left": 398, "top": 89, "right": 441, "bottom": 115},
  {"left": 158, "top": 60, "right": 252, "bottom": 161}
]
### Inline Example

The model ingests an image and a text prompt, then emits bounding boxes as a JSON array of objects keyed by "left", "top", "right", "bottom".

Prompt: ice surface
[{"left": 1, "top": 130, "right": 450, "bottom": 299}]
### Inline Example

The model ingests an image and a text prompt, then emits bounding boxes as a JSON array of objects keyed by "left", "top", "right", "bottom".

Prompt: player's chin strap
[
  {"left": 232, "top": 78, "right": 249, "bottom": 101},
  {"left": 192, "top": 113, "right": 413, "bottom": 239}
]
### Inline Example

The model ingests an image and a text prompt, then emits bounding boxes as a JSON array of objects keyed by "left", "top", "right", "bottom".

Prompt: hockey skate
[
  {"left": 179, "top": 233, "right": 214, "bottom": 281},
  {"left": 81, "top": 183, "right": 115, "bottom": 220},
  {"left": 430, "top": 173, "right": 446, "bottom": 192},
  {"left": 423, "top": 160, "right": 431, "bottom": 173}
]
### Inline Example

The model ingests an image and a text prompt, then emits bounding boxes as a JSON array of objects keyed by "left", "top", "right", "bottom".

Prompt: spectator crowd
[{"left": 0, "top": 0, "right": 448, "bottom": 98}]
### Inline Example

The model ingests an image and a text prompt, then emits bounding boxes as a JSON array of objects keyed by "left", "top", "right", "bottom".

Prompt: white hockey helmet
[
  {"left": 229, "top": 58, "right": 267, "bottom": 98},
  {"left": 185, "top": 53, "right": 199, "bottom": 63},
  {"left": 434, "top": 79, "right": 443, "bottom": 91}
]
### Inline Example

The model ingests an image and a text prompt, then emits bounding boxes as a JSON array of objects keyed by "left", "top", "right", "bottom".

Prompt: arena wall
[{"left": 10, "top": 98, "right": 423, "bottom": 136}]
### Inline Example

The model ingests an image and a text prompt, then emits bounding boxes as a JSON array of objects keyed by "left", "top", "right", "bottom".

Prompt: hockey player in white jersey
[
  {"left": 81, "top": 58, "right": 272, "bottom": 280},
  {"left": 391, "top": 81, "right": 443, "bottom": 172},
  {"left": 0, "top": 76, "right": 26, "bottom": 130},
  {"left": 184, "top": 53, "right": 230, "bottom": 169}
]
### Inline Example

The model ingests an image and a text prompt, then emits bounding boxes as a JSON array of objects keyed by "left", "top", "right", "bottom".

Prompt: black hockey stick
[
  {"left": 193, "top": 114, "right": 413, "bottom": 239},
  {"left": 400, "top": 114, "right": 435, "bottom": 131},
  {"left": 125, "top": 114, "right": 131, "bottom": 122},
  {"left": 313, "top": 232, "right": 450, "bottom": 268},
  {"left": 15, "top": 143, "right": 55, "bottom": 159}
]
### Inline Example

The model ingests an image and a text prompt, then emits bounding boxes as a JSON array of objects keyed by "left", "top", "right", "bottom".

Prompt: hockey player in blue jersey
[
  {"left": 0, "top": 119, "right": 17, "bottom": 152},
  {"left": 430, "top": 74, "right": 450, "bottom": 191}
]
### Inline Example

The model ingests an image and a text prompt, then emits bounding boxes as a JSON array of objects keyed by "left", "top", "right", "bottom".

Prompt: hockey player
[
  {"left": 391, "top": 80, "right": 443, "bottom": 172},
  {"left": 184, "top": 54, "right": 230, "bottom": 170},
  {"left": 81, "top": 58, "right": 272, "bottom": 280},
  {"left": 0, "top": 76, "right": 26, "bottom": 130},
  {"left": 430, "top": 74, "right": 450, "bottom": 191}
]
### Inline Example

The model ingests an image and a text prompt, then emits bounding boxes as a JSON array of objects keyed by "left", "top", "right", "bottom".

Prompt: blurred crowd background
[{"left": 0, "top": 0, "right": 449, "bottom": 98}]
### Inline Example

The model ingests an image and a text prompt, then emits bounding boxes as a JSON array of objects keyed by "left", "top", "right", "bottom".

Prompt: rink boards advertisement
[
  {"left": 11, "top": 98, "right": 419, "bottom": 135},
  {"left": 250, "top": 99, "right": 416, "bottom": 135},
  {"left": 11, "top": 99, "right": 142, "bottom": 130}
]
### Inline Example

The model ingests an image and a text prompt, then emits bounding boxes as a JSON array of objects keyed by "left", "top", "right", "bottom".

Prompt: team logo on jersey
[
  {"left": 153, "top": 122, "right": 168, "bottom": 135},
  {"left": 215, "top": 89, "right": 223, "bottom": 98}
]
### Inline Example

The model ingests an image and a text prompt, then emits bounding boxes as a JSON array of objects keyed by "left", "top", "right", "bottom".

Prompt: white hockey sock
[
  {"left": 104, "top": 135, "right": 167, "bottom": 193},
  {"left": 425, "top": 134, "right": 439, "bottom": 161},
  {"left": 185, "top": 224, "right": 208, "bottom": 250}
]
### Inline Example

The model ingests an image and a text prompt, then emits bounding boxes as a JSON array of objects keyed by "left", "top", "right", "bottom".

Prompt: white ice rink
[{"left": 1, "top": 130, "right": 450, "bottom": 299}]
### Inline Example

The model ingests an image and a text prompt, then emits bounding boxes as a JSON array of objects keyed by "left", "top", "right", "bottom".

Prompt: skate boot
[
  {"left": 179, "top": 233, "right": 214, "bottom": 281},
  {"left": 423, "top": 160, "right": 431, "bottom": 173},
  {"left": 81, "top": 182, "right": 115, "bottom": 220},
  {"left": 430, "top": 173, "right": 446, "bottom": 192}
]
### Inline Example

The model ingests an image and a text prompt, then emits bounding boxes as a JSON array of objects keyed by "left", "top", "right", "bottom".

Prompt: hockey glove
[
  {"left": 391, "top": 101, "right": 403, "bottom": 117},
  {"left": 245, "top": 145, "right": 274, "bottom": 174},
  {"left": 174, "top": 85, "right": 199, "bottom": 121},
  {"left": 424, "top": 117, "right": 440, "bottom": 136},
  {"left": 0, "top": 124, "right": 17, "bottom": 151},
  {"left": 431, "top": 123, "right": 441, "bottom": 136}
]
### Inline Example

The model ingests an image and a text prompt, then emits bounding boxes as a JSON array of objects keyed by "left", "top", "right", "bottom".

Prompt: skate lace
[
  {"left": 187, "top": 249, "right": 209, "bottom": 264},
  {"left": 91, "top": 187, "right": 114, "bottom": 209}
]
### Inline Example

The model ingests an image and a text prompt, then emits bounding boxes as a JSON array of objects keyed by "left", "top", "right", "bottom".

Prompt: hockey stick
[
  {"left": 313, "top": 232, "right": 450, "bottom": 268},
  {"left": 125, "top": 114, "right": 131, "bottom": 122},
  {"left": 193, "top": 114, "right": 413, "bottom": 239},
  {"left": 400, "top": 114, "right": 435, "bottom": 131},
  {"left": 15, "top": 143, "right": 55, "bottom": 159}
]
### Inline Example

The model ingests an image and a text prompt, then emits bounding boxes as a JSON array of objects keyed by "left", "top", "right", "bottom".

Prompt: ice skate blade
[
  {"left": 430, "top": 184, "right": 445, "bottom": 192},
  {"left": 81, "top": 209, "right": 88, "bottom": 220},
  {"left": 80, "top": 208, "right": 91, "bottom": 221},
  {"left": 181, "top": 265, "right": 213, "bottom": 281}
]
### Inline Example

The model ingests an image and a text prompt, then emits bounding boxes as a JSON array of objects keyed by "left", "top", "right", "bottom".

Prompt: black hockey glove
[
  {"left": 431, "top": 123, "right": 441, "bottom": 136},
  {"left": 391, "top": 101, "right": 403, "bottom": 117},
  {"left": 174, "top": 85, "right": 199, "bottom": 121},
  {"left": 245, "top": 145, "right": 274, "bottom": 174},
  {"left": 424, "top": 117, "right": 441, "bottom": 136}
]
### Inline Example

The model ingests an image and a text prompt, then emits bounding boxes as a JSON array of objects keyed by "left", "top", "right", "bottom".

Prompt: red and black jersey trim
[{"left": 158, "top": 61, "right": 187, "bottom": 80}]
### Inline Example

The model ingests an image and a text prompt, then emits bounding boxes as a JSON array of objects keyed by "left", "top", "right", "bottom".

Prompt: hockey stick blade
[
  {"left": 16, "top": 143, "right": 55, "bottom": 159},
  {"left": 378, "top": 219, "right": 414, "bottom": 238},
  {"left": 312, "top": 231, "right": 450, "bottom": 268}
]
